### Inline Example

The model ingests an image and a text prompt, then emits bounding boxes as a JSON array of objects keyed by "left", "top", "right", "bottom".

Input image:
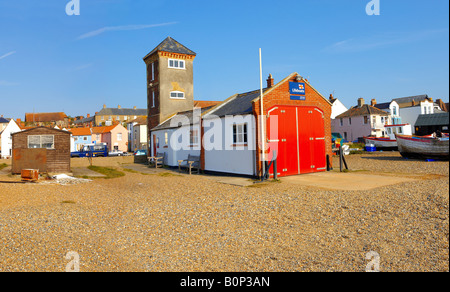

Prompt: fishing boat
[
  {"left": 364, "top": 124, "right": 412, "bottom": 150},
  {"left": 396, "top": 134, "right": 449, "bottom": 160}
]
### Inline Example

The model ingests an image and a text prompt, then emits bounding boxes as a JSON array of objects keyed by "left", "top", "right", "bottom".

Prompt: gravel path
[{"left": 0, "top": 153, "right": 448, "bottom": 272}]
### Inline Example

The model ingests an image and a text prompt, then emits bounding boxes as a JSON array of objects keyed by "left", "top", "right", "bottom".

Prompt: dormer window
[
  {"left": 168, "top": 59, "right": 185, "bottom": 69},
  {"left": 170, "top": 91, "right": 185, "bottom": 99}
]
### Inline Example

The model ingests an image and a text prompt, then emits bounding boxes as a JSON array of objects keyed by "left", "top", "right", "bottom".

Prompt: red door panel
[{"left": 267, "top": 105, "right": 326, "bottom": 177}]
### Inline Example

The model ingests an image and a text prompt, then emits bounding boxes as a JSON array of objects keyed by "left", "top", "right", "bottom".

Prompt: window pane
[
  {"left": 180, "top": 61, "right": 185, "bottom": 68},
  {"left": 28, "top": 136, "right": 41, "bottom": 148},
  {"left": 41, "top": 136, "right": 54, "bottom": 149},
  {"left": 174, "top": 60, "right": 179, "bottom": 67},
  {"left": 169, "top": 60, "right": 174, "bottom": 67},
  {"left": 178, "top": 93, "right": 184, "bottom": 98}
]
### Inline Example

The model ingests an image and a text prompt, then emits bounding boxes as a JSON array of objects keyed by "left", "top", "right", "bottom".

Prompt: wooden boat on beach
[
  {"left": 364, "top": 124, "right": 412, "bottom": 150},
  {"left": 396, "top": 134, "right": 449, "bottom": 160}
]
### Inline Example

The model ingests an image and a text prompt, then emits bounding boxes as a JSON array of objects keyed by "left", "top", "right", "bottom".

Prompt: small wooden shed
[{"left": 11, "top": 127, "right": 71, "bottom": 174}]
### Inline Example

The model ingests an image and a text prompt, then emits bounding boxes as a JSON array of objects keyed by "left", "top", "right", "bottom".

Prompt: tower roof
[{"left": 143, "top": 37, "right": 196, "bottom": 60}]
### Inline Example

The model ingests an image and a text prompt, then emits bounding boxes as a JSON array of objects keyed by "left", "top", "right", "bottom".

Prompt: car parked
[
  {"left": 133, "top": 149, "right": 148, "bottom": 156},
  {"left": 108, "top": 150, "right": 126, "bottom": 157}
]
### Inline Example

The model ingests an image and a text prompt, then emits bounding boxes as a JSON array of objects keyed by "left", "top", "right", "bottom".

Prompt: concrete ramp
[{"left": 281, "top": 171, "right": 417, "bottom": 191}]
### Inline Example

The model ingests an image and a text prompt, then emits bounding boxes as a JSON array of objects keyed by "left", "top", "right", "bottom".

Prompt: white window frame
[
  {"left": 170, "top": 91, "right": 186, "bottom": 100},
  {"left": 152, "top": 91, "right": 156, "bottom": 108},
  {"left": 151, "top": 62, "right": 155, "bottom": 80},
  {"left": 168, "top": 59, "right": 185, "bottom": 70},
  {"left": 117, "top": 133, "right": 122, "bottom": 141},
  {"left": 27, "top": 135, "right": 55, "bottom": 149},
  {"left": 190, "top": 129, "right": 199, "bottom": 146},
  {"left": 233, "top": 123, "right": 248, "bottom": 145}
]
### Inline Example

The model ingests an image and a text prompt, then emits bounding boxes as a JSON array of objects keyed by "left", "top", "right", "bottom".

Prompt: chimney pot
[
  {"left": 267, "top": 74, "right": 274, "bottom": 88},
  {"left": 358, "top": 98, "right": 365, "bottom": 108},
  {"left": 329, "top": 94, "right": 334, "bottom": 100}
]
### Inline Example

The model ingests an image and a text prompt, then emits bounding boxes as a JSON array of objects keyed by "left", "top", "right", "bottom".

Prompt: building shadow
[{"left": 360, "top": 156, "right": 407, "bottom": 162}]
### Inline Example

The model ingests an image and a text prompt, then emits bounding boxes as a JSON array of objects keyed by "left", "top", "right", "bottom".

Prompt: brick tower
[{"left": 143, "top": 37, "right": 197, "bottom": 138}]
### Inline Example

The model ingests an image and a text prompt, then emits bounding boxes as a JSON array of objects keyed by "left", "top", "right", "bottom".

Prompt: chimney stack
[
  {"left": 371, "top": 99, "right": 377, "bottom": 106},
  {"left": 103, "top": 104, "right": 107, "bottom": 109},
  {"left": 358, "top": 98, "right": 365, "bottom": 108},
  {"left": 118, "top": 105, "right": 121, "bottom": 109},
  {"left": 267, "top": 74, "right": 274, "bottom": 88},
  {"left": 329, "top": 94, "right": 334, "bottom": 101},
  {"left": 133, "top": 106, "right": 137, "bottom": 110},
  {"left": 87, "top": 114, "right": 90, "bottom": 118}
]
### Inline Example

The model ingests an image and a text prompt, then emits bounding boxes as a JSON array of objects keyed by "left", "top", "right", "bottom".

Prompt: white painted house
[
  {"left": 0, "top": 119, "right": 22, "bottom": 159},
  {"left": 127, "top": 117, "right": 148, "bottom": 152},
  {"left": 374, "top": 95, "right": 443, "bottom": 134},
  {"left": 329, "top": 94, "right": 348, "bottom": 120}
]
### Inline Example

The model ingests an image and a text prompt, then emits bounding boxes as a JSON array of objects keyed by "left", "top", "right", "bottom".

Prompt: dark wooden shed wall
[{"left": 12, "top": 127, "right": 71, "bottom": 174}]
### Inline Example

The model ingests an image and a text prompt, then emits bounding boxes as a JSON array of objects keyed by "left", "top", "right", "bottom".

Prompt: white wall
[
  {"left": 203, "top": 115, "right": 256, "bottom": 176},
  {"left": 331, "top": 99, "right": 348, "bottom": 119},
  {"left": 1, "top": 120, "right": 22, "bottom": 158},
  {"left": 151, "top": 124, "right": 201, "bottom": 167}
]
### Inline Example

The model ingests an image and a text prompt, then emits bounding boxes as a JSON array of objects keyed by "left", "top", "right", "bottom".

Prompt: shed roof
[
  {"left": 11, "top": 126, "right": 70, "bottom": 136},
  {"left": 415, "top": 113, "right": 449, "bottom": 127}
]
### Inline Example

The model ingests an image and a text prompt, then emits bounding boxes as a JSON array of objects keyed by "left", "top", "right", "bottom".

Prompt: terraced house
[{"left": 95, "top": 105, "right": 147, "bottom": 127}]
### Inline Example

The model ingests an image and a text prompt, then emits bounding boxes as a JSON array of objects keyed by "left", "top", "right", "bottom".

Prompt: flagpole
[{"left": 259, "top": 48, "right": 266, "bottom": 180}]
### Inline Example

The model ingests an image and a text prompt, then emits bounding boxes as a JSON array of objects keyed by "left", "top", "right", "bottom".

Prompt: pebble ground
[{"left": 0, "top": 152, "right": 448, "bottom": 272}]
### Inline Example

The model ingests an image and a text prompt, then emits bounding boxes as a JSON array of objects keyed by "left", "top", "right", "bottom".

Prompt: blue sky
[{"left": 0, "top": 0, "right": 448, "bottom": 119}]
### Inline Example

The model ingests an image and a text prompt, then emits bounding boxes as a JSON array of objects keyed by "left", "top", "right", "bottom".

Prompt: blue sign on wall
[
  {"left": 289, "top": 82, "right": 306, "bottom": 96},
  {"left": 291, "top": 95, "right": 306, "bottom": 101}
]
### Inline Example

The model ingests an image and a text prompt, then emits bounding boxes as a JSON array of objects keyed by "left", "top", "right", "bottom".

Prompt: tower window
[
  {"left": 170, "top": 91, "right": 185, "bottom": 99},
  {"left": 168, "top": 59, "right": 185, "bottom": 69}
]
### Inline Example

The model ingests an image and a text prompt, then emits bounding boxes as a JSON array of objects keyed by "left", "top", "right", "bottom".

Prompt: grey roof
[
  {"left": 152, "top": 107, "right": 212, "bottom": 131},
  {"left": 415, "top": 113, "right": 449, "bottom": 127},
  {"left": 0, "top": 117, "right": 10, "bottom": 124},
  {"left": 393, "top": 94, "right": 430, "bottom": 108},
  {"left": 73, "top": 116, "right": 95, "bottom": 125},
  {"left": 374, "top": 102, "right": 391, "bottom": 110},
  {"left": 97, "top": 107, "right": 147, "bottom": 116},
  {"left": 143, "top": 37, "right": 196, "bottom": 60},
  {"left": 336, "top": 104, "right": 389, "bottom": 119},
  {"left": 206, "top": 88, "right": 269, "bottom": 118}
]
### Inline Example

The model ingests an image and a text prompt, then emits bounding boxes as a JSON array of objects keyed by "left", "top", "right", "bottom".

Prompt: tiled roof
[
  {"left": 73, "top": 116, "right": 95, "bottom": 125},
  {"left": 206, "top": 88, "right": 270, "bottom": 118},
  {"left": 69, "top": 127, "right": 92, "bottom": 136},
  {"left": 152, "top": 107, "right": 213, "bottom": 131},
  {"left": 128, "top": 116, "right": 147, "bottom": 126},
  {"left": 194, "top": 100, "right": 222, "bottom": 109},
  {"left": 143, "top": 37, "right": 196, "bottom": 60},
  {"left": 0, "top": 117, "right": 9, "bottom": 124},
  {"left": 25, "top": 112, "right": 67, "bottom": 123},
  {"left": 96, "top": 107, "right": 147, "bottom": 116},
  {"left": 336, "top": 104, "right": 389, "bottom": 119},
  {"left": 91, "top": 125, "right": 118, "bottom": 134}
]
